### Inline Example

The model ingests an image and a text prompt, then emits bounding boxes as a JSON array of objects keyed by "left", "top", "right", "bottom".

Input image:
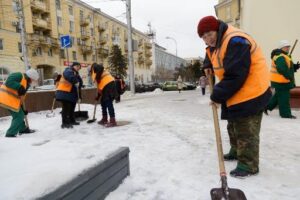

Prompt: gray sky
[{"left": 81, "top": 0, "right": 217, "bottom": 59}]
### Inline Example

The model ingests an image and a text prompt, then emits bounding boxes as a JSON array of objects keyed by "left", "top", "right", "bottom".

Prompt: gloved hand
[
  {"left": 294, "top": 61, "right": 300, "bottom": 72},
  {"left": 18, "top": 86, "right": 26, "bottom": 96},
  {"left": 95, "top": 90, "right": 102, "bottom": 101},
  {"left": 23, "top": 110, "right": 28, "bottom": 115}
]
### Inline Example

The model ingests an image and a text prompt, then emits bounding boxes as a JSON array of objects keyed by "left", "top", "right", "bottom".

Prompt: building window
[
  {"left": 35, "top": 47, "right": 42, "bottom": 56},
  {"left": 226, "top": 6, "right": 231, "bottom": 21},
  {"left": 57, "top": 17, "right": 62, "bottom": 26},
  {"left": 0, "top": 39, "right": 3, "bottom": 50},
  {"left": 18, "top": 42, "right": 22, "bottom": 53},
  {"left": 60, "top": 49, "right": 65, "bottom": 58},
  {"left": 83, "top": 54, "right": 87, "bottom": 61},
  {"left": 90, "top": 28, "right": 94, "bottom": 36},
  {"left": 0, "top": 67, "right": 10, "bottom": 83},
  {"left": 48, "top": 48, "right": 53, "bottom": 56},
  {"left": 15, "top": 22, "right": 20, "bottom": 33},
  {"left": 68, "top": 5, "right": 73, "bottom": 15},
  {"left": 71, "top": 36, "right": 75, "bottom": 46},
  {"left": 92, "top": 55, "right": 95, "bottom": 61},
  {"left": 72, "top": 51, "right": 77, "bottom": 60},
  {"left": 80, "top": 10, "right": 84, "bottom": 20},
  {"left": 69, "top": 21, "right": 74, "bottom": 33},
  {"left": 56, "top": 0, "right": 61, "bottom": 10}
]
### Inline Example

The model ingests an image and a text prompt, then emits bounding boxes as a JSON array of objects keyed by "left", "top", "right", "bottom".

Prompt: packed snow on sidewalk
[{"left": 0, "top": 89, "right": 299, "bottom": 200}]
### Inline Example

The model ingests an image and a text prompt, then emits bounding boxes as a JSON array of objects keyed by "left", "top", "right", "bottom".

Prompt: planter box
[
  {"left": 0, "top": 88, "right": 97, "bottom": 117},
  {"left": 290, "top": 86, "right": 300, "bottom": 108},
  {"left": 38, "top": 147, "right": 130, "bottom": 200}
]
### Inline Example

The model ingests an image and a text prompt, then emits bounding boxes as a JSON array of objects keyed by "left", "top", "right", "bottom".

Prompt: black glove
[
  {"left": 18, "top": 86, "right": 26, "bottom": 96},
  {"left": 23, "top": 110, "right": 28, "bottom": 115},
  {"left": 294, "top": 62, "right": 300, "bottom": 72},
  {"left": 95, "top": 91, "right": 102, "bottom": 101}
]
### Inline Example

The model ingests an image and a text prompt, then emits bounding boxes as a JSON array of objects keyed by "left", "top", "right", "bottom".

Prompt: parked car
[
  {"left": 183, "top": 82, "right": 197, "bottom": 90},
  {"left": 143, "top": 82, "right": 162, "bottom": 92},
  {"left": 125, "top": 81, "right": 146, "bottom": 93},
  {"left": 35, "top": 79, "right": 56, "bottom": 90},
  {"left": 162, "top": 81, "right": 178, "bottom": 91}
]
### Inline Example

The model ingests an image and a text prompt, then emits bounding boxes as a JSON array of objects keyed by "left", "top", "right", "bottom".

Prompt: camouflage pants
[{"left": 227, "top": 111, "right": 263, "bottom": 173}]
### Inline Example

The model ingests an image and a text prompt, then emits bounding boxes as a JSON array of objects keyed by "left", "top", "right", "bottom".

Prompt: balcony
[
  {"left": 80, "top": 32, "right": 90, "bottom": 40},
  {"left": 28, "top": 34, "right": 59, "bottom": 48},
  {"left": 99, "top": 36, "right": 107, "bottom": 45},
  {"left": 145, "top": 50, "right": 152, "bottom": 57},
  {"left": 80, "top": 18, "right": 90, "bottom": 26},
  {"left": 138, "top": 57, "right": 144, "bottom": 64},
  {"left": 32, "top": 17, "right": 51, "bottom": 30},
  {"left": 31, "top": 0, "right": 49, "bottom": 13},
  {"left": 145, "top": 42, "right": 152, "bottom": 49},
  {"left": 97, "top": 24, "right": 106, "bottom": 32},
  {"left": 98, "top": 48, "right": 109, "bottom": 58},
  {"left": 145, "top": 59, "right": 152, "bottom": 66},
  {"left": 81, "top": 45, "right": 93, "bottom": 54}
]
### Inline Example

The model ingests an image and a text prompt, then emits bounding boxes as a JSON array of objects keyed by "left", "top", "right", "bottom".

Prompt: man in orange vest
[
  {"left": 56, "top": 62, "right": 82, "bottom": 128},
  {"left": 197, "top": 16, "right": 272, "bottom": 178},
  {"left": 92, "top": 63, "right": 118, "bottom": 127},
  {"left": 265, "top": 40, "right": 298, "bottom": 118},
  {"left": 0, "top": 68, "right": 39, "bottom": 137}
]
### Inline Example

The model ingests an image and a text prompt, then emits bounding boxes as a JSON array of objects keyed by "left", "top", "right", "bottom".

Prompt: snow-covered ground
[{"left": 0, "top": 89, "right": 299, "bottom": 200}]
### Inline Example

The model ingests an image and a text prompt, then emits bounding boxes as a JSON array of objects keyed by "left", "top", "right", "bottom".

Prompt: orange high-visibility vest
[
  {"left": 0, "top": 74, "right": 27, "bottom": 112},
  {"left": 270, "top": 53, "right": 291, "bottom": 83},
  {"left": 206, "top": 25, "right": 269, "bottom": 107},
  {"left": 96, "top": 71, "right": 114, "bottom": 90},
  {"left": 57, "top": 75, "right": 72, "bottom": 92}
]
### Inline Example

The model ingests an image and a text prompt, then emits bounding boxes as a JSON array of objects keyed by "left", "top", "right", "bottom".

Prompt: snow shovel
[
  {"left": 87, "top": 100, "right": 98, "bottom": 123},
  {"left": 74, "top": 86, "right": 89, "bottom": 121},
  {"left": 208, "top": 76, "right": 247, "bottom": 200},
  {"left": 46, "top": 98, "right": 56, "bottom": 118}
]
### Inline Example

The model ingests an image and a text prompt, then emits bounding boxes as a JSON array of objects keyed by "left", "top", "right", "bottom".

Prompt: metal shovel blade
[
  {"left": 74, "top": 111, "right": 89, "bottom": 121},
  {"left": 46, "top": 112, "right": 55, "bottom": 118},
  {"left": 211, "top": 188, "right": 247, "bottom": 200},
  {"left": 87, "top": 118, "right": 96, "bottom": 123}
]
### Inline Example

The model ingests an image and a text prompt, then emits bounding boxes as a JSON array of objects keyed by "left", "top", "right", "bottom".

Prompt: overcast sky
[{"left": 81, "top": 0, "right": 218, "bottom": 59}]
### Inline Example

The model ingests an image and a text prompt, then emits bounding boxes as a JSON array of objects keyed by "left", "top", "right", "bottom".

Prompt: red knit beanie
[{"left": 197, "top": 16, "right": 220, "bottom": 37}]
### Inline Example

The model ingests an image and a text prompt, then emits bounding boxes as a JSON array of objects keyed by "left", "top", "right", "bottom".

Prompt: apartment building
[
  {"left": 215, "top": 0, "right": 240, "bottom": 27},
  {"left": 0, "top": 0, "right": 153, "bottom": 84}
]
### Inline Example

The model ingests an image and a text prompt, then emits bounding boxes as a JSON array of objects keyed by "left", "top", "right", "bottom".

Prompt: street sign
[{"left": 60, "top": 35, "right": 72, "bottom": 48}]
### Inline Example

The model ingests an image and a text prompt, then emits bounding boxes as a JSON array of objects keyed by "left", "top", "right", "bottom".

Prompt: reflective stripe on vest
[
  {"left": 57, "top": 75, "right": 72, "bottom": 92},
  {"left": 0, "top": 74, "right": 27, "bottom": 112},
  {"left": 97, "top": 71, "right": 114, "bottom": 90},
  {"left": 270, "top": 54, "right": 291, "bottom": 83},
  {"left": 207, "top": 25, "right": 269, "bottom": 107}
]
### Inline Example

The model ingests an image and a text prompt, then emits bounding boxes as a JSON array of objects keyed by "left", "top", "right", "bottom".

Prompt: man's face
[
  {"left": 202, "top": 31, "right": 218, "bottom": 47},
  {"left": 74, "top": 65, "right": 81, "bottom": 72},
  {"left": 281, "top": 46, "right": 290, "bottom": 54}
]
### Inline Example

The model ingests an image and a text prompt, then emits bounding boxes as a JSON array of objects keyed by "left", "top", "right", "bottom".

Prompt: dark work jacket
[
  {"left": 204, "top": 21, "right": 271, "bottom": 119},
  {"left": 56, "top": 67, "right": 82, "bottom": 103},
  {"left": 95, "top": 73, "right": 118, "bottom": 102}
]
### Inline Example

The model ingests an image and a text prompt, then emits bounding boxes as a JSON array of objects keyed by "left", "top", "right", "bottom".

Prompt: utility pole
[
  {"left": 125, "top": 0, "right": 135, "bottom": 93},
  {"left": 16, "top": 0, "right": 30, "bottom": 71}
]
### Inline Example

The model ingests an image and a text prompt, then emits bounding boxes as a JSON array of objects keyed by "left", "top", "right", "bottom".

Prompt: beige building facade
[
  {"left": 0, "top": 0, "right": 153, "bottom": 84},
  {"left": 215, "top": 0, "right": 300, "bottom": 85}
]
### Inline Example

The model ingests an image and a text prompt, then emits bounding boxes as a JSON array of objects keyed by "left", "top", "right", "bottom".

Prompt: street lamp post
[{"left": 165, "top": 36, "right": 178, "bottom": 68}]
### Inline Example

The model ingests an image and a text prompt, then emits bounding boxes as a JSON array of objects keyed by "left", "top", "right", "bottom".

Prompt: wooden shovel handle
[
  {"left": 208, "top": 76, "right": 226, "bottom": 176},
  {"left": 21, "top": 98, "right": 29, "bottom": 129}
]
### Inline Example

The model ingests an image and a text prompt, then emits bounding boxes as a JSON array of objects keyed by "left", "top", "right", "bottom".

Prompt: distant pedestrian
[
  {"left": 198, "top": 15, "right": 271, "bottom": 178},
  {"left": 114, "top": 74, "right": 126, "bottom": 103},
  {"left": 199, "top": 75, "right": 208, "bottom": 95},
  {"left": 56, "top": 62, "right": 83, "bottom": 128},
  {"left": 177, "top": 75, "right": 184, "bottom": 93},
  {"left": 92, "top": 63, "right": 118, "bottom": 127},
  {"left": 265, "top": 40, "right": 299, "bottom": 119},
  {"left": 0, "top": 68, "right": 39, "bottom": 137}
]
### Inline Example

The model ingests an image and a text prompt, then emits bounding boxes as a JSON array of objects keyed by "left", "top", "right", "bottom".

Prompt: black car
[
  {"left": 143, "top": 82, "right": 162, "bottom": 92},
  {"left": 183, "top": 82, "right": 197, "bottom": 90}
]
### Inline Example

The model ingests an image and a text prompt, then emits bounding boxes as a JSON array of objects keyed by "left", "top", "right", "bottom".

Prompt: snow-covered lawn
[{"left": 0, "top": 89, "right": 299, "bottom": 200}]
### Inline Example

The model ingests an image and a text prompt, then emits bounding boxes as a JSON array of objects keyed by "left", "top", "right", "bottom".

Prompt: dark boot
[
  {"left": 230, "top": 168, "right": 259, "bottom": 178},
  {"left": 98, "top": 115, "right": 108, "bottom": 125},
  {"left": 70, "top": 121, "right": 80, "bottom": 125},
  {"left": 61, "top": 123, "right": 73, "bottom": 129},
  {"left": 5, "top": 134, "right": 17, "bottom": 138},
  {"left": 223, "top": 148, "right": 237, "bottom": 161},
  {"left": 106, "top": 117, "right": 117, "bottom": 127},
  {"left": 19, "top": 127, "right": 36, "bottom": 134}
]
